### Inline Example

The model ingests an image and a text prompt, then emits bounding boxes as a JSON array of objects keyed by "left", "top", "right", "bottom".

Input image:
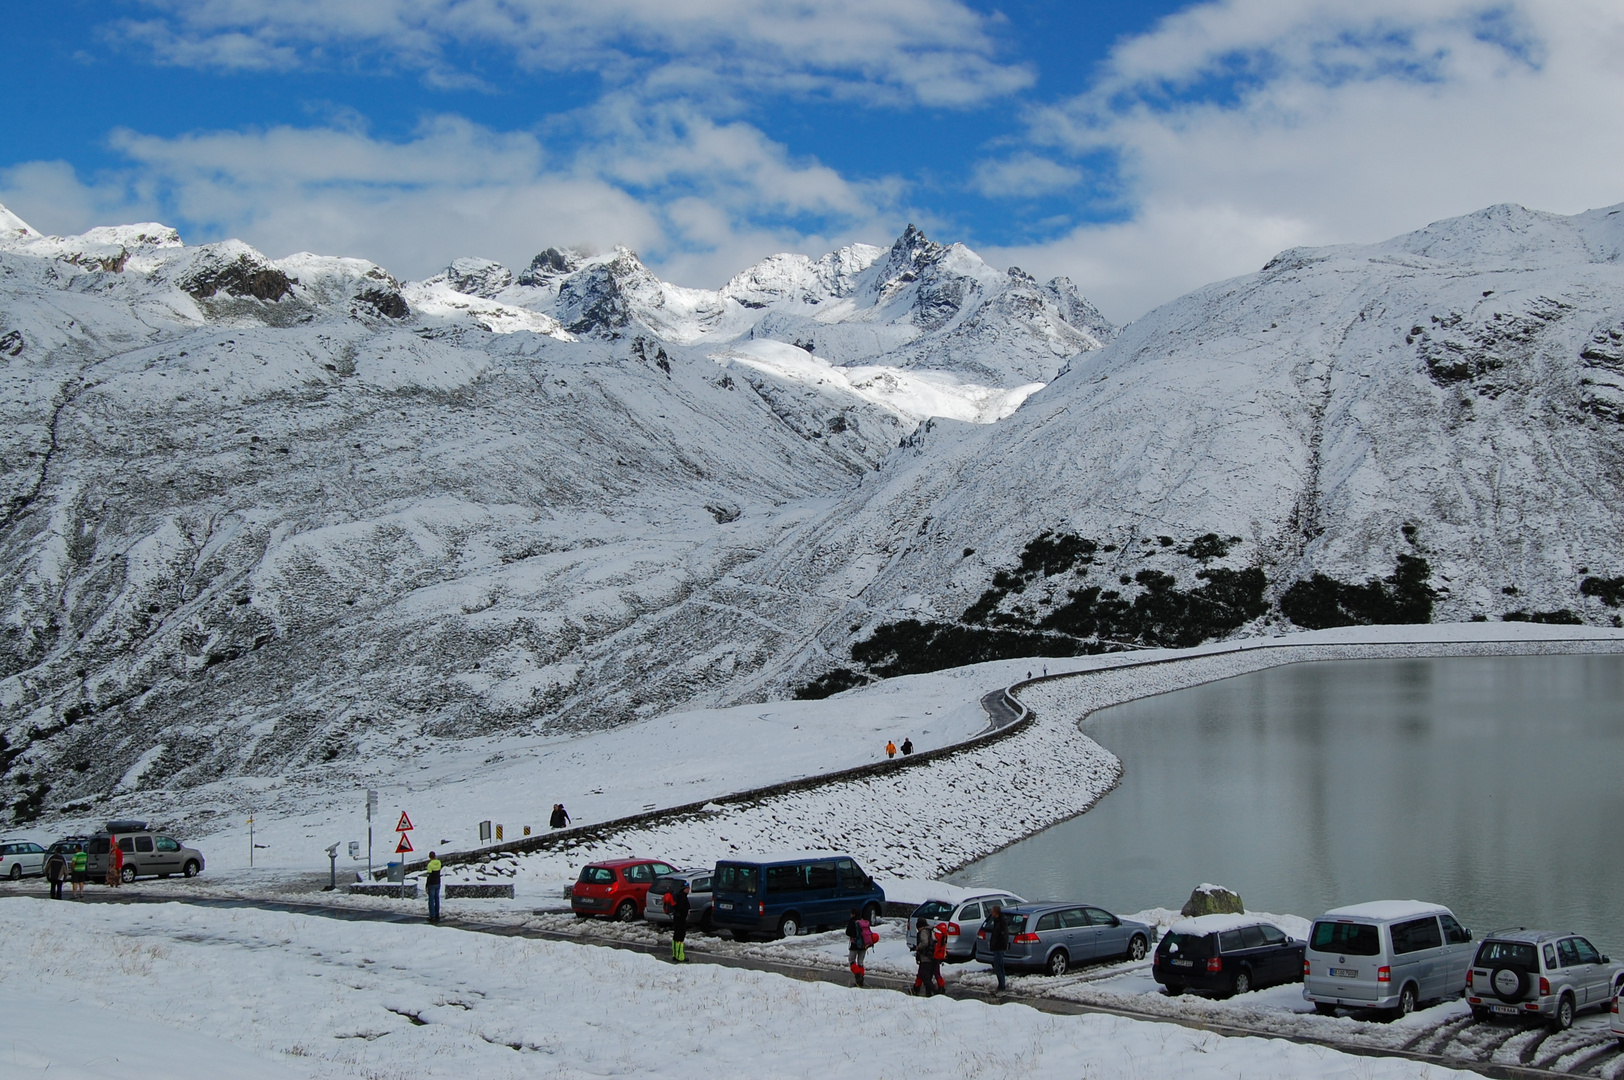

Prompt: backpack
[
  {"left": 931, "top": 925, "right": 949, "bottom": 961},
  {"left": 661, "top": 891, "right": 676, "bottom": 914},
  {"left": 859, "top": 919, "right": 878, "bottom": 948}
]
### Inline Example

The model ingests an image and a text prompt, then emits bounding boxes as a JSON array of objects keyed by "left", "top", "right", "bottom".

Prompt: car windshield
[
  {"left": 713, "top": 865, "right": 758, "bottom": 894},
  {"left": 1161, "top": 932, "right": 1213, "bottom": 958},
  {"left": 914, "top": 901, "right": 955, "bottom": 921},
  {"left": 1476, "top": 941, "right": 1538, "bottom": 967},
  {"left": 578, "top": 866, "right": 615, "bottom": 884},
  {"left": 1310, "top": 921, "right": 1380, "bottom": 956}
]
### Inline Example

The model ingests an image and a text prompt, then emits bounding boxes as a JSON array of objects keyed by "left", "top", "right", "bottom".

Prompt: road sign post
[{"left": 365, "top": 789, "right": 379, "bottom": 875}]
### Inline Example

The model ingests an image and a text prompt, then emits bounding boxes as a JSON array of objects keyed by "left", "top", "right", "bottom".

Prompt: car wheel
[
  {"left": 779, "top": 914, "right": 800, "bottom": 939},
  {"left": 182, "top": 861, "right": 200, "bottom": 878},
  {"left": 120, "top": 866, "right": 137, "bottom": 884},
  {"left": 1314, "top": 1002, "right": 1338, "bottom": 1016},
  {"left": 1127, "top": 934, "right": 1148, "bottom": 962},
  {"left": 1396, "top": 983, "right": 1418, "bottom": 1018},
  {"left": 1229, "top": 968, "right": 1253, "bottom": 998},
  {"left": 862, "top": 902, "right": 882, "bottom": 924},
  {"left": 1046, "top": 950, "right": 1070, "bottom": 977},
  {"left": 1551, "top": 993, "right": 1575, "bottom": 1032},
  {"left": 1164, "top": 982, "right": 1184, "bottom": 997},
  {"left": 7, "top": 864, "right": 19, "bottom": 880},
  {"left": 615, "top": 900, "right": 638, "bottom": 922}
]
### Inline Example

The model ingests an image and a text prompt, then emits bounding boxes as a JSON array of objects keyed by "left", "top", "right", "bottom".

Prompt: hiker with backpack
[
  {"left": 663, "top": 879, "right": 691, "bottom": 962},
  {"left": 911, "top": 917, "right": 939, "bottom": 996},
  {"left": 550, "top": 804, "right": 571, "bottom": 829},
  {"left": 44, "top": 849, "right": 67, "bottom": 900},
  {"left": 845, "top": 907, "right": 878, "bottom": 987},
  {"left": 424, "top": 851, "right": 443, "bottom": 923},
  {"left": 982, "top": 902, "right": 1011, "bottom": 992},
  {"left": 900, "top": 737, "right": 913, "bottom": 756}
]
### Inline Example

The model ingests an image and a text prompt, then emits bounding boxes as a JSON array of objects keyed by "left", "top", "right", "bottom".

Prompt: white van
[{"left": 1303, "top": 901, "right": 1473, "bottom": 1016}]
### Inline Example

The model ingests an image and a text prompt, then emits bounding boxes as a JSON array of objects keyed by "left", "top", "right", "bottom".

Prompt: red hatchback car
[{"left": 571, "top": 858, "right": 679, "bottom": 921}]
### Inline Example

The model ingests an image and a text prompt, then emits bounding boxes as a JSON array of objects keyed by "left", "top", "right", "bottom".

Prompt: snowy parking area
[{"left": 1, "top": 897, "right": 1484, "bottom": 1080}]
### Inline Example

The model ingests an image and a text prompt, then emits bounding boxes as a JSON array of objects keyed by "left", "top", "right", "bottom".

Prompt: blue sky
[{"left": 4, "top": 1, "right": 1621, "bottom": 320}]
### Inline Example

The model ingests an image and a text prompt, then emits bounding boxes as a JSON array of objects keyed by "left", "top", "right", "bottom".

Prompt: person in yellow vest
[
  {"left": 70, "top": 848, "right": 89, "bottom": 899},
  {"left": 425, "top": 852, "right": 443, "bottom": 923}
]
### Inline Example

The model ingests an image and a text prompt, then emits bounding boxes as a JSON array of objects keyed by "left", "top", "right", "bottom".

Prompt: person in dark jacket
[
  {"left": 549, "top": 804, "right": 571, "bottom": 829},
  {"left": 667, "top": 880, "right": 691, "bottom": 962},
  {"left": 424, "top": 852, "right": 443, "bottom": 923},
  {"left": 982, "top": 903, "right": 1011, "bottom": 992},
  {"left": 44, "top": 851, "right": 67, "bottom": 900},
  {"left": 900, "top": 738, "right": 914, "bottom": 756},
  {"left": 911, "top": 917, "right": 937, "bottom": 996},
  {"left": 844, "top": 907, "right": 871, "bottom": 987}
]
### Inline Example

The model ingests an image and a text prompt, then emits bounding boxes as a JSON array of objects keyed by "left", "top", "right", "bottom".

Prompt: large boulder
[{"left": 1181, "top": 883, "right": 1244, "bottom": 917}]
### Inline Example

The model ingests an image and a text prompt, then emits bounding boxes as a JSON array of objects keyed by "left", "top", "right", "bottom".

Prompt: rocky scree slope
[
  {"left": 0, "top": 206, "right": 1111, "bottom": 824},
  {"left": 768, "top": 202, "right": 1624, "bottom": 692}
]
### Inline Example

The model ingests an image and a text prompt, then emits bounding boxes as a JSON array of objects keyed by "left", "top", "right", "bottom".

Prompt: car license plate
[
  {"left": 717, "top": 901, "right": 733, "bottom": 910},
  {"left": 1171, "top": 959, "right": 1193, "bottom": 967},
  {"left": 1492, "top": 1005, "right": 1520, "bottom": 1015},
  {"left": 1330, "top": 968, "right": 1358, "bottom": 978}
]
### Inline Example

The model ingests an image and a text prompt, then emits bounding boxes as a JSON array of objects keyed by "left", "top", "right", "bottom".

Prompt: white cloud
[
  {"left": 970, "top": 153, "right": 1083, "bottom": 198},
  {"left": 0, "top": 111, "right": 900, "bottom": 288},
  {"left": 992, "top": 0, "right": 1624, "bottom": 322},
  {"left": 115, "top": 0, "right": 1033, "bottom": 106}
]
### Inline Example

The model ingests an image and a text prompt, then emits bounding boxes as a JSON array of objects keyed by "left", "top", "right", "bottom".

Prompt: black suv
[{"left": 1154, "top": 915, "right": 1306, "bottom": 998}]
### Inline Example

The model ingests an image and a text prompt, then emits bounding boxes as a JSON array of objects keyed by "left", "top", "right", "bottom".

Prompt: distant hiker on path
[
  {"left": 550, "top": 804, "right": 571, "bottom": 829},
  {"left": 846, "top": 907, "right": 876, "bottom": 987},
  {"left": 70, "top": 849, "right": 88, "bottom": 898},
  {"left": 425, "top": 851, "right": 443, "bottom": 923},
  {"left": 982, "top": 903, "right": 1011, "bottom": 992},
  {"left": 900, "top": 738, "right": 913, "bottom": 756},
  {"left": 44, "top": 850, "right": 67, "bottom": 900},
  {"left": 665, "top": 879, "right": 690, "bottom": 962},
  {"left": 885, "top": 740, "right": 896, "bottom": 759}
]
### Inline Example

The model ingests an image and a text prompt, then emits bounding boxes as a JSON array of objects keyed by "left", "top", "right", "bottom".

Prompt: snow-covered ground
[{"left": 0, "top": 897, "right": 1487, "bottom": 1080}]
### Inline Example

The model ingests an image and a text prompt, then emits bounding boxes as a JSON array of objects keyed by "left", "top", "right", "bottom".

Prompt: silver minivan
[{"left": 1303, "top": 901, "right": 1473, "bottom": 1016}]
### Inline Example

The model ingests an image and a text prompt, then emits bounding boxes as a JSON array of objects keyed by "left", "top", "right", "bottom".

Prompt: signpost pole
[
  {"left": 365, "top": 789, "right": 378, "bottom": 877},
  {"left": 248, "top": 815, "right": 255, "bottom": 869}
]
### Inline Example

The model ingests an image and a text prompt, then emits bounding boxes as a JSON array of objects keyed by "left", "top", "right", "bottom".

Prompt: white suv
[
  {"left": 0, "top": 839, "right": 47, "bottom": 879},
  {"left": 1467, "top": 930, "right": 1623, "bottom": 1030}
]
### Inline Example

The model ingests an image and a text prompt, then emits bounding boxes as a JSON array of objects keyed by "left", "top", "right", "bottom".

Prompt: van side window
[
  {"left": 836, "top": 859, "right": 864, "bottom": 890},
  {"left": 1440, "top": 914, "right": 1470, "bottom": 944},
  {"left": 1059, "top": 909, "right": 1089, "bottom": 929},
  {"left": 118, "top": 837, "right": 135, "bottom": 853},
  {"left": 1574, "top": 939, "right": 1602, "bottom": 965},
  {"left": 1391, "top": 917, "right": 1443, "bottom": 954},
  {"left": 1240, "top": 926, "right": 1268, "bottom": 949},
  {"left": 960, "top": 903, "right": 982, "bottom": 922},
  {"left": 1219, "top": 930, "right": 1246, "bottom": 953},
  {"left": 134, "top": 836, "right": 154, "bottom": 853},
  {"left": 1258, "top": 925, "right": 1286, "bottom": 946},
  {"left": 1557, "top": 939, "right": 1582, "bottom": 967},
  {"left": 1035, "top": 912, "right": 1061, "bottom": 932},
  {"left": 1085, "top": 908, "right": 1117, "bottom": 927},
  {"left": 766, "top": 864, "right": 806, "bottom": 893},
  {"left": 156, "top": 837, "right": 181, "bottom": 853},
  {"left": 1544, "top": 944, "right": 1558, "bottom": 968},
  {"left": 807, "top": 862, "right": 838, "bottom": 889},
  {"left": 694, "top": 877, "right": 711, "bottom": 892}
]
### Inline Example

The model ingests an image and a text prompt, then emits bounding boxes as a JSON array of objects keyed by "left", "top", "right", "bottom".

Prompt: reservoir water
[{"left": 950, "top": 654, "right": 1624, "bottom": 955}]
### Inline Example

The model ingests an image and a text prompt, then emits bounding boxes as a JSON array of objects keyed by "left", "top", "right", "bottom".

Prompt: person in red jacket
[{"left": 108, "top": 839, "right": 125, "bottom": 887}]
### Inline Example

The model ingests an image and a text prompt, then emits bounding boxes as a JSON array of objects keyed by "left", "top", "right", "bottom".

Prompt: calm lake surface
[{"left": 950, "top": 654, "right": 1624, "bottom": 955}]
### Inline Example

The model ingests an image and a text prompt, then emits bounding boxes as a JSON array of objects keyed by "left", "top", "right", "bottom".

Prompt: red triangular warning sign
[
  {"left": 395, "top": 834, "right": 414, "bottom": 854},
  {"left": 395, "top": 812, "right": 413, "bottom": 832}
]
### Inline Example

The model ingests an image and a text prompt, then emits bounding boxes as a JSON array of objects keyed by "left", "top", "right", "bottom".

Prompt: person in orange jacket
[{"left": 885, "top": 740, "right": 897, "bottom": 759}]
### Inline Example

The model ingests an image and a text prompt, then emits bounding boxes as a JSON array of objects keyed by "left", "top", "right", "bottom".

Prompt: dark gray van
[{"left": 711, "top": 852, "right": 884, "bottom": 941}]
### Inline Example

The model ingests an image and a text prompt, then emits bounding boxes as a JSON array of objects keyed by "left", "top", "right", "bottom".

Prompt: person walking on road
[
  {"left": 45, "top": 850, "right": 67, "bottom": 900},
  {"left": 107, "top": 839, "right": 124, "bottom": 888},
  {"left": 885, "top": 740, "right": 897, "bottom": 760},
  {"left": 982, "top": 903, "right": 1011, "bottom": 992},
  {"left": 666, "top": 879, "right": 691, "bottom": 962},
  {"left": 911, "top": 917, "right": 937, "bottom": 996},
  {"left": 549, "top": 804, "right": 571, "bottom": 829},
  {"left": 70, "top": 848, "right": 88, "bottom": 898},
  {"left": 845, "top": 907, "right": 876, "bottom": 987},
  {"left": 900, "top": 738, "right": 913, "bottom": 756},
  {"left": 424, "top": 851, "right": 443, "bottom": 923}
]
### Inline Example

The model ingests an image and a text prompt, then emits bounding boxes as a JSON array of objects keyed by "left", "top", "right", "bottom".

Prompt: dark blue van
[{"left": 711, "top": 852, "right": 885, "bottom": 940}]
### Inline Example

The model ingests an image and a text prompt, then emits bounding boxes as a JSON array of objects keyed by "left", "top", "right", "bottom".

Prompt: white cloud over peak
[
  {"left": 116, "top": 0, "right": 1032, "bottom": 107},
  {"left": 989, "top": 0, "right": 1624, "bottom": 321}
]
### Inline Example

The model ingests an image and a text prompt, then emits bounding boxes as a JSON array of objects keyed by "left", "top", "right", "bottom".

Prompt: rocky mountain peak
[
  {"left": 442, "top": 257, "right": 513, "bottom": 298},
  {"left": 516, "top": 246, "right": 588, "bottom": 288}
]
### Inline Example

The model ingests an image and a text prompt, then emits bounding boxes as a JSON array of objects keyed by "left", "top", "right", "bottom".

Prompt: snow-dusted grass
[{"left": 0, "top": 898, "right": 1480, "bottom": 1080}]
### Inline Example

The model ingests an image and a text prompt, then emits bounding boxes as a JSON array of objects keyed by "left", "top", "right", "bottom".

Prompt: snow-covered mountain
[
  {"left": 5, "top": 196, "right": 1624, "bottom": 832},
  {"left": 0, "top": 206, "right": 1109, "bottom": 822}
]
